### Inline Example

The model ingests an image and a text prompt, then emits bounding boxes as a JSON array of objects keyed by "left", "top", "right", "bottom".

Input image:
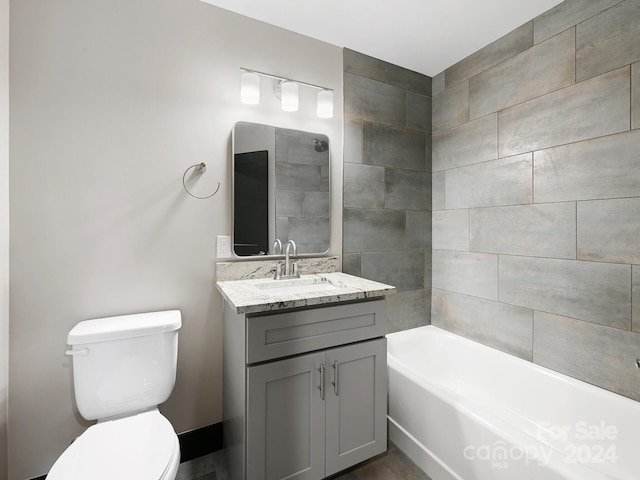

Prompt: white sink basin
[{"left": 255, "top": 276, "right": 340, "bottom": 296}]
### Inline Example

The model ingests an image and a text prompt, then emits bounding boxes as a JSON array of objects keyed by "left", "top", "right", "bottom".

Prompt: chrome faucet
[{"left": 274, "top": 240, "right": 300, "bottom": 280}]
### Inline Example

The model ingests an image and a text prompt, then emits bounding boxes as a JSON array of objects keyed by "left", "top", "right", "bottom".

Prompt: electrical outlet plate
[{"left": 217, "top": 235, "right": 232, "bottom": 258}]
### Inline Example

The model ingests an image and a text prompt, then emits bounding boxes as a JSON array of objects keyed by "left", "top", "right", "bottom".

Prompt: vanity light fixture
[
  {"left": 240, "top": 71, "right": 260, "bottom": 105},
  {"left": 239, "top": 68, "right": 333, "bottom": 118},
  {"left": 316, "top": 89, "right": 334, "bottom": 119},
  {"left": 280, "top": 80, "right": 299, "bottom": 112}
]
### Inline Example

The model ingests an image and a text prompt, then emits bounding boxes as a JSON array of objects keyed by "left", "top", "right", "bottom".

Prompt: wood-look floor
[
  {"left": 176, "top": 442, "right": 431, "bottom": 480},
  {"left": 330, "top": 443, "right": 431, "bottom": 480}
]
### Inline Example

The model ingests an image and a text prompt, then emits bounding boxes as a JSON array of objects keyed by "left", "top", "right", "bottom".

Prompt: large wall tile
[
  {"left": 425, "top": 134, "right": 433, "bottom": 173},
  {"left": 363, "top": 123, "right": 426, "bottom": 171},
  {"left": 276, "top": 190, "right": 304, "bottom": 216},
  {"left": 471, "top": 203, "right": 576, "bottom": 259},
  {"left": 344, "top": 72, "right": 405, "bottom": 126},
  {"left": 432, "top": 71, "right": 445, "bottom": 96},
  {"left": 343, "top": 49, "right": 430, "bottom": 339},
  {"left": 499, "top": 256, "right": 631, "bottom": 329},
  {"left": 469, "top": 28, "right": 575, "bottom": 119},
  {"left": 445, "top": 292, "right": 533, "bottom": 360},
  {"left": 276, "top": 216, "right": 289, "bottom": 243},
  {"left": 385, "top": 168, "right": 430, "bottom": 210},
  {"left": 633, "top": 62, "right": 639, "bottom": 130},
  {"left": 418, "top": 0, "right": 639, "bottom": 402},
  {"left": 406, "top": 91, "right": 431, "bottom": 132},
  {"left": 432, "top": 80, "right": 468, "bottom": 133},
  {"left": 433, "top": 114, "right": 497, "bottom": 171},
  {"left": 344, "top": 48, "right": 431, "bottom": 96},
  {"left": 432, "top": 171, "right": 445, "bottom": 211},
  {"left": 424, "top": 251, "right": 432, "bottom": 290},
  {"left": 577, "top": 197, "right": 640, "bottom": 264},
  {"left": 342, "top": 253, "right": 361, "bottom": 277},
  {"left": 288, "top": 217, "right": 330, "bottom": 252},
  {"left": 343, "top": 48, "right": 385, "bottom": 82},
  {"left": 306, "top": 194, "right": 330, "bottom": 220},
  {"left": 385, "top": 289, "right": 431, "bottom": 332},
  {"left": 432, "top": 210, "right": 469, "bottom": 252},
  {"left": 276, "top": 162, "right": 321, "bottom": 191},
  {"left": 406, "top": 210, "right": 431, "bottom": 250},
  {"left": 361, "top": 250, "right": 425, "bottom": 292},
  {"left": 499, "top": 67, "right": 630, "bottom": 157},
  {"left": 343, "top": 163, "right": 385, "bottom": 209},
  {"left": 633, "top": 266, "right": 639, "bottom": 333},
  {"left": 534, "top": 311, "right": 640, "bottom": 401},
  {"left": 284, "top": 133, "right": 327, "bottom": 166},
  {"left": 343, "top": 209, "right": 405, "bottom": 253},
  {"left": 576, "top": 0, "right": 640, "bottom": 81},
  {"left": 533, "top": 0, "right": 623, "bottom": 44},
  {"left": 385, "top": 64, "right": 431, "bottom": 96},
  {"left": 432, "top": 250, "right": 498, "bottom": 300},
  {"left": 445, "top": 153, "right": 532, "bottom": 209},
  {"left": 446, "top": 22, "right": 533, "bottom": 88},
  {"left": 534, "top": 129, "right": 640, "bottom": 202},
  {"left": 343, "top": 118, "right": 363, "bottom": 164},
  {"left": 431, "top": 289, "right": 445, "bottom": 328}
]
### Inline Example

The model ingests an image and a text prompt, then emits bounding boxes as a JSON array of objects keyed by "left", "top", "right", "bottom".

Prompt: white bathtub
[{"left": 387, "top": 325, "right": 640, "bottom": 480}]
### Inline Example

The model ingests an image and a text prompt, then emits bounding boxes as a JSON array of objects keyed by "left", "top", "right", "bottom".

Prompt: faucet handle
[
  {"left": 274, "top": 262, "right": 282, "bottom": 280},
  {"left": 292, "top": 262, "right": 300, "bottom": 278}
]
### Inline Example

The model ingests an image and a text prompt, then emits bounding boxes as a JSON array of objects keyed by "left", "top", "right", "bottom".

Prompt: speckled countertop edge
[{"left": 216, "top": 272, "right": 396, "bottom": 315}]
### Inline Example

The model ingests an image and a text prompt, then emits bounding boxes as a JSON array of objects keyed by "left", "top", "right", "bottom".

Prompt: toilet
[{"left": 47, "top": 310, "right": 182, "bottom": 480}]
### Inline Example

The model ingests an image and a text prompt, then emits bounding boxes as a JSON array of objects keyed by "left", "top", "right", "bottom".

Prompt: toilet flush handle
[{"left": 65, "top": 348, "right": 89, "bottom": 356}]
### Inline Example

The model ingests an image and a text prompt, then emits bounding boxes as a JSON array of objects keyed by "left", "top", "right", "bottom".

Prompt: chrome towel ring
[{"left": 182, "top": 162, "right": 220, "bottom": 199}]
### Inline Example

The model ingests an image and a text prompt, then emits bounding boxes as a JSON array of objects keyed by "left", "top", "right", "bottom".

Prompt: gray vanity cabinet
[
  {"left": 324, "top": 338, "right": 387, "bottom": 476},
  {"left": 223, "top": 298, "right": 388, "bottom": 480},
  {"left": 247, "top": 350, "right": 326, "bottom": 480},
  {"left": 247, "top": 338, "right": 387, "bottom": 480}
]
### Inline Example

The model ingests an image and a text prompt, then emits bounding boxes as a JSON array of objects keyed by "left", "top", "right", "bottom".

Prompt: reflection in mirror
[{"left": 233, "top": 122, "right": 330, "bottom": 257}]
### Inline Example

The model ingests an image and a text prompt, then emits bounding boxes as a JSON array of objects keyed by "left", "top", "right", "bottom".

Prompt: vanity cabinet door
[
  {"left": 247, "top": 351, "right": 326, "bottom": 480},
  {"left": 325, "top": 338, "right": 388, "bottom": 477}
]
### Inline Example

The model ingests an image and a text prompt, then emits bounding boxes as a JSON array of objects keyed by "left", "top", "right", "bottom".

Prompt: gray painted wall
[
  {"left": 432, "top": 0, "right": 640, "bottom": 401},
  {"left": 0, "top": 0, "right": 9, "bottom": 477},
  {"left": 8, "top": 1, "right": 342, "bottom": 478},
  {"left": 342, "top": 49, "right": 432, "bottom": 332}
]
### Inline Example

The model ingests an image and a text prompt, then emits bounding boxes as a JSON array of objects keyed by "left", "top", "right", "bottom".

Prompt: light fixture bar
[
  {"left": 240, "top": 68, "right": 333, "bottom": 118},
  {"left": 240, "top": 68, "right": 333, "bottom": 94}
]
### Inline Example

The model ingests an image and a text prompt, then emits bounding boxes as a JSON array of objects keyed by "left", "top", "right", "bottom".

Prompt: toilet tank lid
[{"left": 67, "top": 310, "right": 182, "bottom": 345}]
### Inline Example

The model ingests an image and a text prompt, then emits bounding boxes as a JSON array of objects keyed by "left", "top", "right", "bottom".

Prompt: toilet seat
[{"left": 47, "top": 409, "right": 180, "bottom": 480}]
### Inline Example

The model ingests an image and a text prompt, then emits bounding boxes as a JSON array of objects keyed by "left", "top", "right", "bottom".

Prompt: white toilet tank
[{"left": 66, "top": 310, "right": 181, "bottom": 421}]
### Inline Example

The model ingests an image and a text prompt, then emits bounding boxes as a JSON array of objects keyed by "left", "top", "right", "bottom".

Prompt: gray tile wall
[
  {"left": 432, "top": 0, "right": 640, "bottom": 401},
  {"left": 275, "top": 129, "right": 330, "bottom": 254},
  {"left": 343, "top": 48, "right": 431, "bottom": 332}
]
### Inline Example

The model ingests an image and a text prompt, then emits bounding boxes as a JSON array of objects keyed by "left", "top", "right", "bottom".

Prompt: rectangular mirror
[{"left": 233, "top": 121, "right": 330, "bottom": 257}]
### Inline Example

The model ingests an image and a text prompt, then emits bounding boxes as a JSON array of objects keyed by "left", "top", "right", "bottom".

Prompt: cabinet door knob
[
  {"left": 331, "top": 360, "right": 339, "bottom": 396},
  {"left": 318, "top": 364, "right": 325, "bottom": 400}
]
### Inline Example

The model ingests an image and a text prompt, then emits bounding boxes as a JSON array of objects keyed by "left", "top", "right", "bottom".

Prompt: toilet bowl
[
  {"left": 47, "top": 310, "right": 182, "bottom": 480},
  {"left": 47, "top": 409, "right": 180, "bottom": 480}
]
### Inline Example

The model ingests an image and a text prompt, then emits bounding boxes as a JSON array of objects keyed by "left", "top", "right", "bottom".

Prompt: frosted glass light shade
[
  {"left": 240, "top": 71, "right": 260, "bottom": 105},
  {"left": 317, "top": 90, "right": 334, "bottom": 118},
  {"left": 280, "top": 81, "right": 299, "bottom": 112}
]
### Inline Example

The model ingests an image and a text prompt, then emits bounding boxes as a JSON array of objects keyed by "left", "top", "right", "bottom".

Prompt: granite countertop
[{"left": 216, "top": 272, "right": 396, "bottom": 315}]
